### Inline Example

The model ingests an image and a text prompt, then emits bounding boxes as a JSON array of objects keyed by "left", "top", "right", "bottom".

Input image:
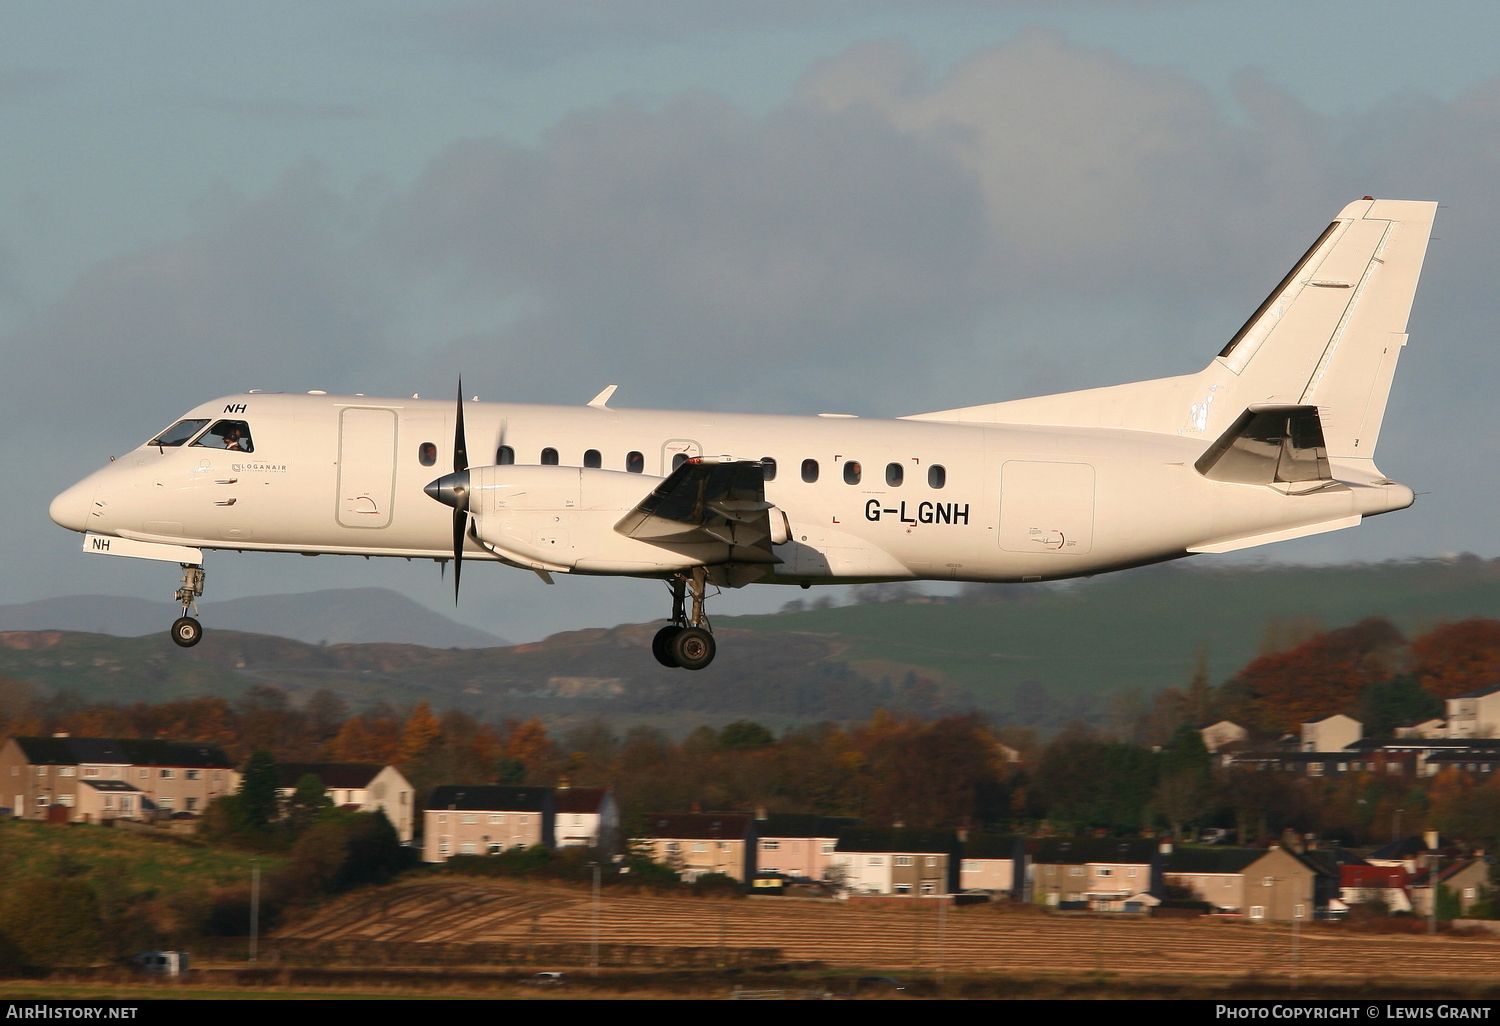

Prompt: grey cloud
[
  {"left": 0, "top": 68, "right": 71, "bottom": 105},
  {"left": 9, "top": 31, "right": 1500, "bottom": 607},
  {"left": 417, "top": 1, "right": 1198, "bottom": 67},
  {"left": 189, "top": 97, "right": 372, "bottom": 123}
]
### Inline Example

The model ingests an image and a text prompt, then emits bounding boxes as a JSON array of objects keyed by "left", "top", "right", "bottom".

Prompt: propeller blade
[
  {"left": 454, "top": 378, "right": 469, "bottom": 474},
  {"left": 452, "top": 506, "right": 465, "bottom": 603},
  {"left": 452, "top": 377, "right": 470, "bottom": 602}
]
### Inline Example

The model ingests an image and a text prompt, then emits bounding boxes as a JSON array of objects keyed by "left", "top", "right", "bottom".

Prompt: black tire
[
  {"left": 652, "top": 625, "right": 683, "bottom": 668},
  {"left": 170, "top": 616, "right": 203, "bottom": 648},
  {"left": 670, "top": 627, "right": 716, "bottom": 671}
]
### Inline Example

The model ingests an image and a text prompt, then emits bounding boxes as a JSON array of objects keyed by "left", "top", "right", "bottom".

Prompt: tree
[
  {"left": 236, "top": 750, "right": 281, "bottom": 832},
  {"left": 0, "top": 878, "right": 103, "bottom": 966},
  {"left": 1034, "top": 725, "right": 1157, "bottom": 831},
  {"left": 286, "top": 773, "right": 333, "bottom": 834},
  {"left": 1358, "top": 675, "right": 1444, "bottom": 737},
  {"left": 1410, "top": 619, "right": 1500, "bottom": 699},
  {"left": 720, "top": 721, "right": 775, "bottom": 750},
  {"left": 1227, "top": 618, "right": 1406, "bottom": 732},
  {"left": 398, "top": 702, "right": 442, "bottom": 763},
  {"left": 1152, "top": 770, "right": 1215, "bottom": 841}
]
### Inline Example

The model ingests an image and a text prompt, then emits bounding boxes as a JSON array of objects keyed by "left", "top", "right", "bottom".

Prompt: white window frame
[{"left": 895, "top": 856, "right": 914, "bottom": 867}]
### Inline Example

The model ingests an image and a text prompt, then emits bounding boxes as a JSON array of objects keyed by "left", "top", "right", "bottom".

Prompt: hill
[
  {"left": 716, "top": 556, "right": 1500, "bottom": 712},
  {"left": 5, "top": 558, "right": 1500, "bottom": 723},
  {"left": 0, "top": 589, "right": 508, "bottom": 649}
]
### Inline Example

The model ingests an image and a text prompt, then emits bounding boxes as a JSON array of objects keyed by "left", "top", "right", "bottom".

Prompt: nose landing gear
[
  {"left": 169, "top": 564, "right": 205, "bottom": 648},
  {"left": 651, "top": 568, "right": 717, "bottom": 671}
]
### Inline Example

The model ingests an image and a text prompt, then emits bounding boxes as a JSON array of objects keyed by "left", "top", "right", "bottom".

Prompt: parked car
[
  {"left": 525, "top": 972, "right": 566, "bottom": 987},
  {"left": 129, "top": 951, "right": 189, "bottom": 976}
]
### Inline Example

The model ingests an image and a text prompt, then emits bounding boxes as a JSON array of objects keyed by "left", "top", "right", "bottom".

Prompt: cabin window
[
  {"left": 147, "top": 419, "right": 209, "bottom": 448},
  {"left": 761, "top": 457, "right": 777, "bottom": 482},
  {"left": 928, "top": 465, "right": 946, "bottom": 489},
  {"left": 885, "top": 463, "right": 903, "bottom": 487},
  {"left": 583, "top": 449, "right": 602, "bottom": 469},
  {"left": 801, "top": 459, "right": 819, "bottom": 483},
  {"left": 191, "top": 420, "right": 254, "bottom": 453},
  {"left": 672, "top": 453, "right": 689, "bottom": 471},
  {"left": 541, "top": 448, "right": 559, "bottom": 466},
  {"left": 843, "top": 461, "right": 862, "bottom": 485},
  {"left": 496, "top": 445, "right": 514, "bottom": 465},
  {"left": 626, "top": 451, "right": 644, "bottom": 473},
  {"left": 418, "top": 442, "right": 437, "bottom": 467}
]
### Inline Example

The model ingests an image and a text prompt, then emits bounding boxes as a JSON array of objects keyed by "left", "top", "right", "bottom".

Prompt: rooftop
[
  {"left": 10, "top": 736, "right": 235, "bottom": 769},
  {"left": 426, "top": 785, "right": 553, "bottom": 813}
]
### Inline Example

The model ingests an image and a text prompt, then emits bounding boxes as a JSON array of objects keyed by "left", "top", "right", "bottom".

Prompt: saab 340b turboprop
[{"left": 50, "top": 198, "right": 1436, "bottom": 670}]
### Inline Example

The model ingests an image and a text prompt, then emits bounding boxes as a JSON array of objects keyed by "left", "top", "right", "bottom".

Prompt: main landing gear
[
  {"left": 652, "top": 568, "right": 716, "bottom": 671},
  {"left": 169, "top": 563, "right": 205, "bottom": 648}
]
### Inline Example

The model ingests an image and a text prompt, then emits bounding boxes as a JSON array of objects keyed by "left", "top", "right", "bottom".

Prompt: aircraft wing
[{"left": 613, "top": 459, "right": 781, "bottom": 565}]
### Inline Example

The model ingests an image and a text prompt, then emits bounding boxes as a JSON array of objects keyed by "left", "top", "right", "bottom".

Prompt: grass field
[{"left": 0, "top": 819, "right": 279, "bottom": 897}]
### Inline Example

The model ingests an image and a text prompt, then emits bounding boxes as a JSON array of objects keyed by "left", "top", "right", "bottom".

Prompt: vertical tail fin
[
  {"left": 1215, "top": 198, "right": 1436, "bottom": 460},
  {"left": 906, "top": 198, "right": 1437, "bottom": 460}
]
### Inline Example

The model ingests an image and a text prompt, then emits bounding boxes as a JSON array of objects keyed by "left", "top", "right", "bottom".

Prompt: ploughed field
[{"left": 278, "top": 879, "right": 1500, "bottom": 978}]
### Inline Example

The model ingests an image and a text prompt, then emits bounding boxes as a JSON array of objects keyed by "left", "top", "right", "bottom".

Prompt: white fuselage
[{"left": 49, "top": 391, "right": 1413, "bottom": 586}]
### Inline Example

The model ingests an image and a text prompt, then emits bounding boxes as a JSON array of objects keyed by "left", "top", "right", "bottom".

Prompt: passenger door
[{"left": 337, "top": 407, "right": 398, "bottom": 528}]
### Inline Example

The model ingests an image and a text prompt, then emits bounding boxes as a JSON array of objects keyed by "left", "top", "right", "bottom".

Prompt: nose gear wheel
[{"left": 169, "top": 563, "right": 205, "bottom": 648}]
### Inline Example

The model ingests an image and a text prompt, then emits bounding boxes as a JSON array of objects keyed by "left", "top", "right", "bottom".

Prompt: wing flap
[{"left": 614, "top": 459, "right": 782, "bottom": 566}]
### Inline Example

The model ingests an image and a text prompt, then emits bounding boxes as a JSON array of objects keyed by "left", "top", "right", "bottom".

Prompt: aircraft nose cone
[
  {"left": 49, "top": 479, "right": 95, "bottom": 532},
  {"left": 424, "top": 470, "right": 470, "bottom": 511}
]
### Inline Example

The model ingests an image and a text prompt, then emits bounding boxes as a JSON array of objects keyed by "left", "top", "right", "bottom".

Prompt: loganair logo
[
  {"left": 865, "top": 500, "right": 970, "bottom": 525},
  {"left": 232, "top": 462, "right": 287, "bottom": 473},
  {"left": 224, "top": 403, "right": 248, "bottom": 414}
]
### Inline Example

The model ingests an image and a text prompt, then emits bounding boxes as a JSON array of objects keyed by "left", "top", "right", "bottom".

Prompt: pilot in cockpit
[{"left": 193, "top": 420, "right": 254, "bottom": 454}]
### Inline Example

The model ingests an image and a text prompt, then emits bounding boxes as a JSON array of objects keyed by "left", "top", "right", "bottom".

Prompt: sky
[{"left": 4, "top": 0, "right": 1500, "bottom": 643}]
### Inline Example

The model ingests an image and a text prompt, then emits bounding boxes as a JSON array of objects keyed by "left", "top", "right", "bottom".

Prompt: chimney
[
  {"left": 1424, "top": 829, "right": 1439, "bottom": 851},
  {"left": 557, "top": 776, "right": 571, "bottom": 791},
  {"left": 1159, "top": 840, "right": 1173, "bottom": 855},
  {"left": 956, "top": 828, "right": 969, "bottom": 843},
  {"left": 755, "top": 806, "right": 767, "bottom": 821},
  {"left": 690, "top": 801, "right": 701, "bottom": 813}
]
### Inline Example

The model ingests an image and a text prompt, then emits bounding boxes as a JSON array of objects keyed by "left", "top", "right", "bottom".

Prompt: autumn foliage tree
[
  {"left": 1409, "top": 618, "right": 1500, "bottom": 699},
  {"left": 1223, "top": 617, "right": 1406, "bottom": 732}
]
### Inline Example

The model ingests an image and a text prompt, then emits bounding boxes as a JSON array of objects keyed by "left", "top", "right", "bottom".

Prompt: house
[
  {"left": 752, "top": 812, "right": 857, "bottom": 883},
  {"left": 1163, "top": 846, "right": 1270, "bottom": 913},
  {"left": 1302, "top": 714, "right": 1361, "bottom": 753},
  {"left": 1395, "top": 719, "right": 1447, "bottom": 739},
  {"left": 633, "top": 813, "right": 756, "bottom": 882},
  {"left": 423, "top": 785, "right": 556, "bottom": 862},
  {"left": 1446, "top": 684, "right": 1500, "bottom": 739},
  {"left": 1239, "top": 846, "right": 1341, "bottom": 922},
  {"left": 554, "top": 784, "right": 619, "bottom": 852},
  {"left": 0, "top": 735, "right": 238, "bottom": 823},
  {"left": 1029, "top": 837, "right": 1161, "bottom": 911},
  {"left": 1411, "top": 857, "right": 1493, "bottom": 917},
  {"left": 959, "top": 832, "right": 1024, "bottom": 896},
  {"left": 275, "top": 763, "right": 415, "bottom": 842},
  {"left": 1340, "top": 863, "right": 1414, "bottom": 913},
  {"left": 1201, "top": 721, "right": 1248, "bottom": 754},
  {"left": 831, "top": 828, "right": 960, "bottom": 897}
]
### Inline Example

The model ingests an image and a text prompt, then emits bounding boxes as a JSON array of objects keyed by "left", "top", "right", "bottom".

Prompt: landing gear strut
[
  {"left": 169, "top": 563, "right": 205, "bottom": 648},
  {"left": 652, "top": 567, "right": 716, "bottom": 670}
]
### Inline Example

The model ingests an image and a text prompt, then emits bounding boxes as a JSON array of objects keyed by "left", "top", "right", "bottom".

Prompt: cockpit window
[
  {"left": 147, "top": 419, "right": 209, "bottom": 448},
  {"left": 191, "top": 420, "right": 255, "bottom": 453}
]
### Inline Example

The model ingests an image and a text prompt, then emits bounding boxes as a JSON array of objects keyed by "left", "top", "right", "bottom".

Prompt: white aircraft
[{"left": 50, "top": 198, "right": 1435, "bottom": 670}]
